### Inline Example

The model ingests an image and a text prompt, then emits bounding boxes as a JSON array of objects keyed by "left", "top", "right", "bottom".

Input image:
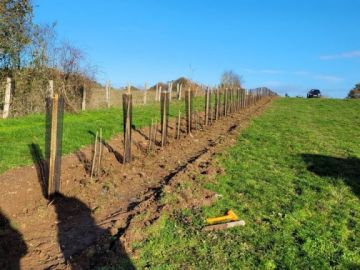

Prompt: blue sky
[{"left": 34, "top": 0, "right": 360, "bottom": 98}]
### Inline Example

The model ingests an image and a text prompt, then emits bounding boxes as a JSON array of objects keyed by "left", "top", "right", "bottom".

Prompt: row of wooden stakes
[
  {"left": 46, "top": 87, "right": 275, "bottom": 196},
  {"left": 122, "top": 87, "right": 275, "bottom": 163}
]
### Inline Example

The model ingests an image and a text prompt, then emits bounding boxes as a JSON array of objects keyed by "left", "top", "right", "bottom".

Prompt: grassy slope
[
  {"left": 134, "top": 98, "right": 360, "bottom": 269},
  {"left": 0, "top": 98, "right": 204, "bottom": 174}
]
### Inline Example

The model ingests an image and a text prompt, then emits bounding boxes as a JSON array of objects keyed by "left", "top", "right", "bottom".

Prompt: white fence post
[
  {"left": 178, "top": 83, "right": 182, "bottom": 100},
  {"left": 3, "top": 77, "right": 12, "bottom": 119},
  {"left": 82, "top": 87, "right": 86, "bottom": 111},
  {"left": 48, "top": 80, "right": 54, "bottom": 97},
  {"left": 144, "top": 83, "right": 147, "bottom": 105},
  {"left": 105, "top": 81, "right": 110, "bottom": 108}
]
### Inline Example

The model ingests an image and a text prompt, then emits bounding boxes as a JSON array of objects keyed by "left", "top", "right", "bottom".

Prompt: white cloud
[
  {"left": 314, "top": 75, "right": 343, "bottom": 82},
  {"left": 260, "top": 69, "right": 284, "bottom": 74},
  {"left": 292, "top": 71, "right": 310, "bottom": 75},
  {"left": 320, "top": 50, "right": 360, "bottom": 60}
]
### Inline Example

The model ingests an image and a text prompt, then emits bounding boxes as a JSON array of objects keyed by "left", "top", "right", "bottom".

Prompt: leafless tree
[{"left": 220, "top": 70, "right": 242, "bottom": 88}]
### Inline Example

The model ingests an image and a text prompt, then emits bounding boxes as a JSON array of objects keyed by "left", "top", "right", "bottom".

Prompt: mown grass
[
  {"left": 0, "top": 97, "right": 205, "bottom": 174},
  {"left": 133, "top": 98, "right": 360, "bottom": 269}
]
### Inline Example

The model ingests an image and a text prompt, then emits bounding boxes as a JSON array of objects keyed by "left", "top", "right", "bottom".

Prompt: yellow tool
[{"left": 207, "top": 210, "right": 239, "bottom": 224}]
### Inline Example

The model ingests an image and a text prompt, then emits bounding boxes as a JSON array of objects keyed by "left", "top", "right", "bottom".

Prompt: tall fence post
[
  {"left": 209, "top": 89, "right": 213, "bottom": 124},
  {"left": 243, "top": 90, "right": 245, "bottom": 108},
  {"left": 178, "top": 83, "right": 182, "bottom": 100},
  {"left": 185, "top": 88, "right": 193, "bottom": 134},
  {"left": 160, "top": 90, "right": 169, "bottom": 146},
  {"left": 48, "top": 80, "right": 54, "bottom": 97},
  {"left": 123, "top": 87, "right": 132, "bottom": 163},
  {"left": 82, "top": 86, "right": 86, "bottom": 111},
  {"left": 168, "top": 82, "right": 173, "bottom": 102},
  {"left": 2, "top": 77, "right": 12, "bottom": 119},
  {"left": 48, "top": 94, "right": 63, "bottom": 197},
  {"left": 143, "top": 83, "right": 147, "bottom": 105},
  {"left": 105, "top": 81, "right": 110, "bottom": 108},
  {"left": 215, "top": 87, "right": 220, "bottom": 120},
  {"left": 205, "top": 87, "right": 210, "bottom": 126},
  {"left": 224, "top": 87, "right": 228, "bottom": 117}
]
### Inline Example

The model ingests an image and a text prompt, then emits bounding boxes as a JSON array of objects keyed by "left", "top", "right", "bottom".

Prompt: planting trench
[{"left": 0, "top": 97, "right": 274, "bottom": 269}]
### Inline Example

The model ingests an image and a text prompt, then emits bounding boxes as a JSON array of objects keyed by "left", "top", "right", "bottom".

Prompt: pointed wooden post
[
  {"left": 3, "top": 77, "right": 12, "bottom": 119},
  {"left": 122, "top": 85, "right": 132, "bottom": 163},
  {"left": 105, "top": 81, "right": 110, "bottom": 108},
  {"left": 160, "top": 90, "right": 170, "bottom": 146}
]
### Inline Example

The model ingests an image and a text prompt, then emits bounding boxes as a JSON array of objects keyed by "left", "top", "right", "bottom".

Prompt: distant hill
[{"left": 148, "top": 77, "right": 203, "bottom": 92}]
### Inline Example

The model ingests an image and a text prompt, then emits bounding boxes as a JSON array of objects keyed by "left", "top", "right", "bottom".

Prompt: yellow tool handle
[{"left": 207, "top": 216, "right": 232, "bottom": 224}]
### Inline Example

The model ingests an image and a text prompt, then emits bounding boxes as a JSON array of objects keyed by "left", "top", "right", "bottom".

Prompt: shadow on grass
[{"left": 301, "top": 154, "right": 360, "bottom": 198}]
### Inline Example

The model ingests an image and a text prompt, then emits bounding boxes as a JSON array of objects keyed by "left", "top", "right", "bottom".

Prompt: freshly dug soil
[{"left": 0, "top": 97, "right": 274, "bottom": 269}]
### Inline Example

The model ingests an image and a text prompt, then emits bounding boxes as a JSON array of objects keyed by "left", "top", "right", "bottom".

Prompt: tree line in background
[
  {"left": 0, "top": 1, "right": 247, "bottom": 116},
  {"left": 0, "top": 0, "right": 98, "bottom": 116}
]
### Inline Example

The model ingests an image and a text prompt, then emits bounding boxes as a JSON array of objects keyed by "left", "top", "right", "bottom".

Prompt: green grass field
[
  {"left": 133, "top": 98, "right": 360, "bottom": 269},
  {"left": 0, "top": 98, "right": 205, "bottom": 174}
]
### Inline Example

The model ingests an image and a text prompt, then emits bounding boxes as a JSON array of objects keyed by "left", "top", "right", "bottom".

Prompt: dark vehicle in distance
[{"left": 307, "top": 89, "right": 321, "bottom": 98}]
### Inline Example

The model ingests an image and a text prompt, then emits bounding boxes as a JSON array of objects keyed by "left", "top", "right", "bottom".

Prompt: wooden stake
[
  {"left": 148, "top": 119, "right": 154, "bottom": 152},
  {"left": 160, "top": 91, "right": 169, "bottom": 147},
  {"left": 48, "top": 94, "right": 61, "bottom": 196},
  {"left": 123, "top": 92, "right": 132, "bottom": 163},
  {"left": 185, "top": 89, "right": 193, "bottom": 134},
  {"left": 90, "top": 131, "right": 98, "bottom": 180},
  {"left": 176, "top": 110, "right": 181, "bottom": 139},
  {"left": 98, "top": 128, "right": 103, "bottom": 173},
  {"left": 168, "top": 82, "right": 173, "bottom": 101},
  {"left": 224, "top": 88, "right": 228, "bottom": 117},
  {"left": 154, "top": 119, "right": 158, "bottom": 145},
  {"left": 205, "top": 88, "right": 210, "bottom": 126}
]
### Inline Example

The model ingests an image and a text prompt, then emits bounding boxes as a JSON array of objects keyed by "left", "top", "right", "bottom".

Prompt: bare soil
[{"left": 0, "top": 97, "right": 274, "bottom": 269}]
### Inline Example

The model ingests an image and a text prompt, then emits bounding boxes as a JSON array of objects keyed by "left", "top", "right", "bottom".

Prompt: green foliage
[
  {"left": 0, "top": 0, "right": 33, "bottom": 69},
  {"left": 134, "top": 98, "right": 360, "bottom": 269}
]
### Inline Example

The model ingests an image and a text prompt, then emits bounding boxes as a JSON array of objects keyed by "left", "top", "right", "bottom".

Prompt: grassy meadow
[
  {"left": 132, "top": 98, "right": 360, "bottom": 269},
  {"left": 0, "top": 97, "right": 205, "bottom": 174}
]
